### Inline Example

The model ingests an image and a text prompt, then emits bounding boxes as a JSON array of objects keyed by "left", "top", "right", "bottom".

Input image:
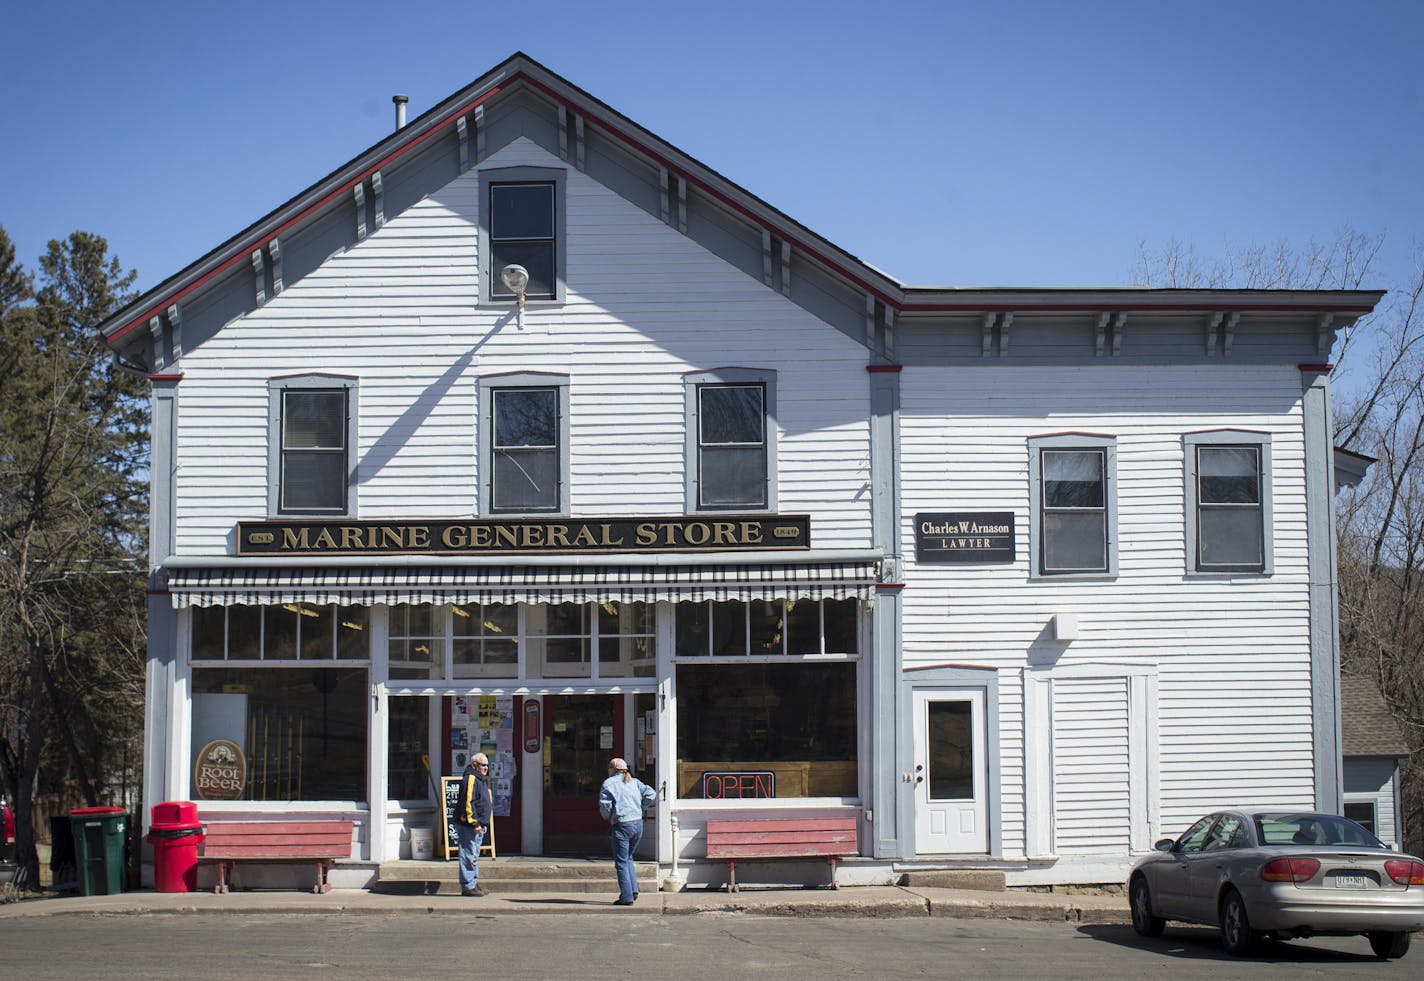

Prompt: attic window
[{"left": 490, "top": 182, "right": 555, "bottom": 300}]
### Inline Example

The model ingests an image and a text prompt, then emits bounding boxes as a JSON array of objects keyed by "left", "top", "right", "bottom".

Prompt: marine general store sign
[{"left": 237, "top": 515, "right": 810, "bottom": 556}]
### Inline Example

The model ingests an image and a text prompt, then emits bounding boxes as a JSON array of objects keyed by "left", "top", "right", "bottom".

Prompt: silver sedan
[{"left": 1128, "top": 808, "right": 1424, "bottom": 958}]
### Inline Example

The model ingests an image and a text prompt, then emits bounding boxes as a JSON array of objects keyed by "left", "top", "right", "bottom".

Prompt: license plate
[{"left": 1334, "top": 874, "right": 1367, "bottom": 889}]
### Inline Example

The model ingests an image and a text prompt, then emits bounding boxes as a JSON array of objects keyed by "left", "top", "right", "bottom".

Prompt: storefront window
[
  {"left": 390, "top": 604, "right": 442, "bottom": 672},
  {"left": 676, "top": 598, "right": 859, "bottom": 656},
  {"left": 387, "top": 695, "right": 430, "bottom": 801},
  {"left": 190, "top": 604, "right": 369, "bottom": 661},
  {"left": 676, "top": 662, "right": 857, "bottom": 799},
  {"left": 190, "top": 667, "right": 368, "bottom": 801},
  {"left": 453, "top": 602, "right": 518, "bottom": 678},
  {"left": 597, "top": 602, "right": 655, "bottom": 678}
]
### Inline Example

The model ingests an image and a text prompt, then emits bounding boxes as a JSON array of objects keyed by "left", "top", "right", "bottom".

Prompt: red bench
[
  {"left": 704, "top": 816, "right": 858, "bottom": 892},
  {"left": 200, "top": 820, "right": 353, "bottom": 894}
]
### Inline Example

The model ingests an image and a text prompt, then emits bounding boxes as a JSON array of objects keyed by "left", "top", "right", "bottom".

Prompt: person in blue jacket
[
  {"left": 599, "top": 757, "right": 657, "bottom": 906},
  {"left": 454, "top": 752, "right": 493, "bottom": 896}
]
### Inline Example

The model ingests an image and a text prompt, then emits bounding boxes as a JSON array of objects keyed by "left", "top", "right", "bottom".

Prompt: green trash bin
[{"left": 70, "top": 806, "right": 127, "bottom": 896}]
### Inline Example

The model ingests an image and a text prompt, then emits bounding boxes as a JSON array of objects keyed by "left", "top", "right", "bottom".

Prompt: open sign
[{"left": 702, "top": 771, "right": 775, "bottom": 799}]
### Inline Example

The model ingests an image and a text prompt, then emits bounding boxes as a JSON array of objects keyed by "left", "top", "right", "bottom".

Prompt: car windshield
[{"left": 1254, "top": 813, "right": 1385, "bottom": 848}]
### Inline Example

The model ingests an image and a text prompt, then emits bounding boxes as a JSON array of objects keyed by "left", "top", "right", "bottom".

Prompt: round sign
[{"left": 193, "top": 738, "right": 248, "bottom": 800}]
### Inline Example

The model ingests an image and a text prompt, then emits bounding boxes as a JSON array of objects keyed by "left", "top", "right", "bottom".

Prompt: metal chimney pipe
[{"left": 393, "top": 94, "right": 408, "bottom": 130}]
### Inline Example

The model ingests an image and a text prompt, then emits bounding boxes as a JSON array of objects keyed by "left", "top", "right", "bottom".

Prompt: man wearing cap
[
  {"left": 454, "top": 752, "right": 493, "bottom": 897},
  {"left": 599, "top": 757, "right": 657, "bottom": 906}
]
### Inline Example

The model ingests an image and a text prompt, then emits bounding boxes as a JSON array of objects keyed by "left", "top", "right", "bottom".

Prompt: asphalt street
[{"left": 0, "top": 912, "right": 1411, "bottom": 979}]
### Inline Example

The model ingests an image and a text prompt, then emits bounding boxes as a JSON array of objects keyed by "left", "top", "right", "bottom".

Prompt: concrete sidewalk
[{"left": 0, "top": 884, "right": 1130, "bottom": 923}]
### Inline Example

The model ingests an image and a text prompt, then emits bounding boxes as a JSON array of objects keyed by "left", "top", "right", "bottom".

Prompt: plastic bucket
[{"left": 410, "top": 825, "right": 434, "bottom": 861}]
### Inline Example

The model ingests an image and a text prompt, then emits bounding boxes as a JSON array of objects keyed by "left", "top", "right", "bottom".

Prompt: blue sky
[{"left": 3, "top": 0, "right": 1421, "bottom": 298}]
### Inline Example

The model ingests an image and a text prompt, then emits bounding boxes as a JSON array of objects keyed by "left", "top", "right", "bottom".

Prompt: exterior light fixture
[{"left": 500, "top": 263, "right": 530, "bottom": 308}]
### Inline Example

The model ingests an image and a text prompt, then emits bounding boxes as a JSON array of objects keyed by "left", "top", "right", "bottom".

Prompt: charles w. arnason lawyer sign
[{"left": 914, "top": 512, "right": 1015, "bottom": 563}]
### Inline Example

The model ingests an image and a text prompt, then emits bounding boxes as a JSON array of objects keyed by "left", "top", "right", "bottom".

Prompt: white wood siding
[
  {"left": 1052, "top": 677, "right": 1131, "bottom": 853},
  {"left": 172, "top": 138, "right": 872, "bottom": 551},
  {"left": 901, "top": 365, "right": 1315, "bottom": 855},
  {"left": 1345, "top": 758, "right": 1401, "bottom": 849}
]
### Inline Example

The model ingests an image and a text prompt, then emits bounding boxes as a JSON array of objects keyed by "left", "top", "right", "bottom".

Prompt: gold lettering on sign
[{"left": 283, "top": 527, "right": 311, "bottom": 549}]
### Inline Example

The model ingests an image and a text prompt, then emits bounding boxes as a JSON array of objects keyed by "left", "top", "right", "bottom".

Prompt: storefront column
[
  {"left": 655, "top": 600, "right": 676, "bottom": 869},
  {"left": 367, "top": 605, "right": 389, "bottom": 863}
]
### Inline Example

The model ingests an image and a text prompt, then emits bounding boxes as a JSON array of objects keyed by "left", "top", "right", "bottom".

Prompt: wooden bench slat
[
  {"left": 202, "top": 845, "right": 351, "bottom": 859},
  {"left": 706, "top": 818, "right": 856, "bottom": 833},
  {"left": 707, "top": 842, "right": 853, "bottom": 858}
]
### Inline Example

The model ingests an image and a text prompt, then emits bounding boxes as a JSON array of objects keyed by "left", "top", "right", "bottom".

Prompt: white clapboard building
[{"left": 99, "top": 54, "right": 1381, "bottom": 888}]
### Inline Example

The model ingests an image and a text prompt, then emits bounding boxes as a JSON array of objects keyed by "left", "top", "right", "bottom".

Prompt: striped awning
[{"left": 166, "top": 560, "right": 880, "bottom": 608}]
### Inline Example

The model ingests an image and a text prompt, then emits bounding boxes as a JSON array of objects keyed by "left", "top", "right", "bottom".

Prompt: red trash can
[{"left": 147, "top": 801, "right": 204, "bottom": 893}]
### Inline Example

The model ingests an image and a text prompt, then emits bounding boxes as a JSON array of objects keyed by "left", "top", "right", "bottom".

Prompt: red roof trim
[
  {"left": 107, "top": 66, "right": 1384, "bottom": 348},
  {"left": 866, "top": 364, "right": 903, "bottom": 373},
  {"left": 1298, "top": 363, "right": 1335, "bottom": 372},
  {"left": 900, "top": 303, "right": 1377, "bottom": 315},
  {"left": 110, "top": 81, "right": 512, "bottom": 345}
]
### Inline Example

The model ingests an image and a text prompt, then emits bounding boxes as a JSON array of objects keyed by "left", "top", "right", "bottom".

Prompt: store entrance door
[{"left": 543, "top": 694, "right": 622, "bottom": 854}]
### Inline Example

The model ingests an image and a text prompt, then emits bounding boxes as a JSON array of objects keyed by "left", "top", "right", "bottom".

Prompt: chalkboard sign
[{"left": 440, "top": 775, "right": 496, "bottom": 861}]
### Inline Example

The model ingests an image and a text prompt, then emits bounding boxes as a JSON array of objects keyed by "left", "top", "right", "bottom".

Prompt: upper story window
[
  {"left": 685, "top": 369, "right": 778, "bottom": 512},
  {"left": 478, "top": 373, "right": 570, "bottom": 516},
  {"left": 268, "top": 375, "right": 357, "bottom": 517},
  {"left": 1029, "top": 433, "right": 1117, "bottom": 577},
  {"left": 478, "top": 167, "right": 566, "bottom": 304},
  {"left": 1185, "top": 431, "right": 1272, "bottom": 574}
]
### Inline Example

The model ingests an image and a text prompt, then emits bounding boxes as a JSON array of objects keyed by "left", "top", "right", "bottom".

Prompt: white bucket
[{"left": 410, "top": 825, "right": 435, "bottom": 861}]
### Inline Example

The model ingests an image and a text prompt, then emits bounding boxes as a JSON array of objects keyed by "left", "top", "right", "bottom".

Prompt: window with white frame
[
  {"left": 268, "top": 375, "right": 357, "bottom": 516},
  {"left": 674, "top": 598, "right": 859, "bottom": 800},
  {"left": 685, "top": 369, "right": 777, "bottom": 511},
  {"left": 478, "top": 374, "right": 569, "bottom": 516},
  {"left": 1184, "top": 431, "right": 1272, "bottom": 574},
  {"left": 190, "top": 604, "right": 369, "bottom": 662},
  {"left": 1029, "top": 434, "right": 1117, "bottom": 577},
  {"left": 479, "top": 167, "right": 565, "bottom": 304}
]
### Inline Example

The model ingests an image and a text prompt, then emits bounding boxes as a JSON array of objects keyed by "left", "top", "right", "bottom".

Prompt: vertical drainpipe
[{"left": 393, "top": 94, "right": 408, "bottom": 131}]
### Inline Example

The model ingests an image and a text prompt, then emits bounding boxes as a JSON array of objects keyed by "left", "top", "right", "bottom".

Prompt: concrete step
[
  {"left": 373, "top": 857, "right": 659, "bottom": 895},
  {"left": 898, "top": 869, "right": 1006, "bottom": 892}
]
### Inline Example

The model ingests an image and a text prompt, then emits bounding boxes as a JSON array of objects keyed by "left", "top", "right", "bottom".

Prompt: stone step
[{"left": 898, "top": 869, "right": 1006, "bottom": 892}]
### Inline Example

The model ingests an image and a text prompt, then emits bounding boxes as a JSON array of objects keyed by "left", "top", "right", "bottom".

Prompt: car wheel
[
  {"left": 1129, "top": 875, "right": 1166, "bottom": 937},
  {"left": 1218, "top": 889, "right": 1259, "bottom": 957},
  {"left": 1367, "top": 931, "right": 1411, "bottom": 960}
]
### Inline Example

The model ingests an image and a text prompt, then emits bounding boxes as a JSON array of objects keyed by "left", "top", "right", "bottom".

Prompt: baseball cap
[{"left": 609, "top": 758, "right": 628, "bottom": 771}]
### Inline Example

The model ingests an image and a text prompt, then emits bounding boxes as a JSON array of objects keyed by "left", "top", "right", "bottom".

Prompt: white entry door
[{"left": 913, "top": 688, "right": 988, "bottom": 855}]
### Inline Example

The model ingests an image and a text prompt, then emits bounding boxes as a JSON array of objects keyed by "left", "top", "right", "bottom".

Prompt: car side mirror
[{"left": 1154, "top": 838, "right": 1175, "bottom": 852}]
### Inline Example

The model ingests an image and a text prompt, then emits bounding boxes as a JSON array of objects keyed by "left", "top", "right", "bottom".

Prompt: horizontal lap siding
[
  {"left": 174, "top": 138, "right": 871, "bottom": 551},
  {"left": 899, "top": 365, "right": 1313, "bottom": 852},
  {"left": 1053, "top": 678, "right": 1131, "bottom": 852}
]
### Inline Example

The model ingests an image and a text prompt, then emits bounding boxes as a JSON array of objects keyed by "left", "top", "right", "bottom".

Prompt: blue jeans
[
  {"left": 455, "top": 822, "right": 485, "bottom": 891},
  {"left": 610, "top": 820, "right": 642, "bottom": 902}
]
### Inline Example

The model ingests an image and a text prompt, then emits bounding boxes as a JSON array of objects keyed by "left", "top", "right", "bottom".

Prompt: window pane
[
  {"left": 1343, "top": 801, "right": 1377, "bottom": 835},
  {"left": 491, "top": 242, "right": 554, "bottom": 298},
  {"left": 283, "top": 391, "right": 344, "bottom": 449},
  {"left": 264, "top": 605, "right": 299, "bottom": 660},
  {"left": 493, "top": 447, "right": 558, "bottom": 511},
  {"left": 700, "top": 385, "right": 764, "bottom": 444},
  {"left": 786, "top": 599, "right": 821, "bottom": 655},
  {"left": 494, "top": 389, "right": 557, "bottom": 447},
  {"left": 1199, "top": 446, "right": 1260, "bottom": 504},
  {"left": 676, "top": 662, "right": 856, "bottom": 798},
  {"left": 823, "top": 599, "right": 860, "bottom": 655},
  {"left": 711, "top": 600, "right": 747, "bottom": 654},
  {"left": 298, "top": 604, "right": 334, "bottom": 660},
  {"left": 544, "top": 602, "right": 586, "bottom": 635},
  {"left": 281, "top": 453, "right": 345, "bottom": 512},
  {"left": 387, "top": 695, "right": 429, "bottom": 802},
  {"left": 699, "top": 446, "right": 766, "bottom": 508},
  {"left": 1199, "top": 508, "right": 1263, "bottom": 568},
  {"left": 229, "top": 606, "right": 261, "bottom": 660},
  {"left": 1043, "top": 512, "right": 1107, "bottom": 572},
  {"left": 192, "top": 606, "right": 227, "bottom": 659},
  {"left": 191, "top": 667, "right": 368, "bottom": 802},
  {"left": 749, "top": 600, "right": 783, "bottom": 654},
  {"left": 927, "top": 701, "right": 974, "bottom": 799},
  {"left": 490, "top": 183, "right": 554, "bottom": 239},
  {"left": 336, "top": 606, "right": 369, "bottom": 660},
  {"left": 1043, "top": 450, "right": 1103, "bottom": 508},
  {"left": 676, "top": 601, "right": 710, "bottom": 655}
]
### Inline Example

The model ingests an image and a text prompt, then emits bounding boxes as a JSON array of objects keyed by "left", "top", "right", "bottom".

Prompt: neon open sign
[{"left": 702, "top": 771, "right": 776, "bottom": 799}]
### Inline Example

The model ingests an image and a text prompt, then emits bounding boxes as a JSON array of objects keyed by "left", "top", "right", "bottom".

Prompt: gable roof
[
  {"left": 98, "top": 52, "right": 1383, "bottom": 366},
  {"left": 1341, "top": 674, "right": 1410, "bottom": 758}
]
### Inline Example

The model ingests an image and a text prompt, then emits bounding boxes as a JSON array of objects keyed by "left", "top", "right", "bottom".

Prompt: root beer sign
[
  {"left": 237, "top": 515, "right": 810, "bottom": 556},
  {"left": 194, "top": 739, "right": 247, "bottom": 800}
]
